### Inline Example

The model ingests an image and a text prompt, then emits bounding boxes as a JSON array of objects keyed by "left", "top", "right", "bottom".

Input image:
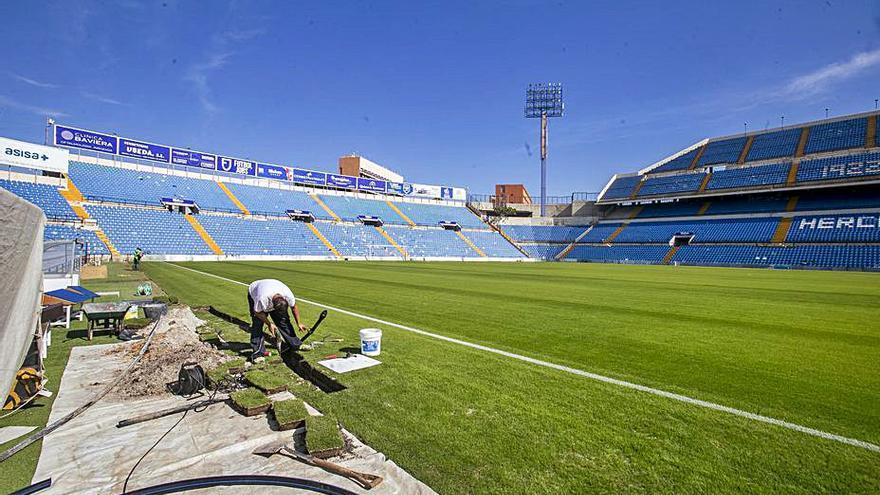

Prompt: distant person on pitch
[{"left": 247, "top": 279, "right": 310, "bottom": 362}]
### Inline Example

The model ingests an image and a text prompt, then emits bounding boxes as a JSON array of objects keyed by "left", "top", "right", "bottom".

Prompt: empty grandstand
[{"left": 0, "top": 110, "right": 877, "bottom": 270}]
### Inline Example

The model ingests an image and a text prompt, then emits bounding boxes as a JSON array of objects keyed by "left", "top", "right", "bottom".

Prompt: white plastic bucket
[{"left": 359, "top": 328, "right": 382, "bottom": 356}]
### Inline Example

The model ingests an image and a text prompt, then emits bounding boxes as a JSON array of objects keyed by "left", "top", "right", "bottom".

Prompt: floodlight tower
[{"left": 525, "top": 83, "right": 564, "bottom": 216}]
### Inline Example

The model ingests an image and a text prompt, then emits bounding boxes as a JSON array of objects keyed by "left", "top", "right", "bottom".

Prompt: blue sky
[{"left": 1, "top": 1, "right": 879, "bottom": 195}]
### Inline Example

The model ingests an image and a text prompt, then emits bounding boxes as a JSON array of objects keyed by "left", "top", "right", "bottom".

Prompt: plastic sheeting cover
[
  {"left": 33, "top": 339, "right": 436, "bottom": 494},
  {"left": 0, "top": 187, "right": 45, "bottom": 395}
]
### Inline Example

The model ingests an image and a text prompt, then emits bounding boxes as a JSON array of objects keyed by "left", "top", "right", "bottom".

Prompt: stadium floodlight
[{"left": 525, "top": 83, "right": 564, "bottom": 217}]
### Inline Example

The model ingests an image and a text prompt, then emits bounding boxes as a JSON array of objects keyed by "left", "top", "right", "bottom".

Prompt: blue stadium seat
[
  {"left": 746, "top": 128, "right": 802, "bottom": 161},
  {"left": 383, "top": 226, "right": 476, "bottom": 258},
  {"left": 319, "top": 222, "right": 395, "bottom": 257},
  {"left": 69, "top": 162, "right": 237, "bottom": 212},
  {"left": 0, "top": 179, "right": 78, "bottom": 220},
  {"left": 786, "top": 214, "right": 880, "bottom": 243},
  {"left": 794, "top": 190, "right": 880, "bottom": 211},
  {"left": 650, "top": 148, "right": 699, "bottom": 173},
  {"left": 521, "top": 244, "right": 563, "bottom": 260},
  {"left": 503, "top": 225, "right": 588, "bottom": 242},
  {"left": 224, "top": 182, "right": 328, "bottom": 218},
  {"left": 464, "top": 230, "right": 524, "bottom": 258},
  {"left": 804, "top": 118, "right": 867, "bottom": 154},
  {"left": 602, "top": 175, "right": 642, "bottom": 199},
  {"left": 637, "top": 173, "right": 706, "bottom": 197},
  {"left": 393, "top": 202, "right": 484, "bottom": 228},
  {"left": 706, "top": 163, "right": 790, "bottom": 190},
  {"left": 796, "top": 151, "right": 880, "bottom": 184},
  {"left": 318, "top": 195, "right": 404, "bottom": 224},
  {"left": 633, "top": 202, "right": 703, "bottom": 218},
  {"left": 567, "top": 245, "right": 668, "bottom": 263},
  {"left": 43, "top": 224, "right": 109, "bottom": 255},
  {"left": 86, "top": 205, "right": 213, "bottom": 255},
  {"left": 612, "top": 218, "right": 779, "bottom": 243},
  {"left": 673, "top": 245, "right": 880, "bottom": 269},
  {"left": 197, "top": 215, "right": 331, "bottom": 256},
  {"left": 698, "top": 137, "right": 747, "bottom": 166}
]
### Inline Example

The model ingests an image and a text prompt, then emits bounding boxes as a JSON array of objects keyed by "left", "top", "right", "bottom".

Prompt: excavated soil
[{"left": 109, "top": 307, "right": 232, "bottom": 398}]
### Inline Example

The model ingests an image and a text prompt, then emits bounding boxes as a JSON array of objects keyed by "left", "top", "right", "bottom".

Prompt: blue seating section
[
  {"left": 394, "top": 202, "right": 483, "bottom": 228},
  {"left": 318, "top": 195, "right": 403, "bottom": 223},
  {"left": 384, "top": 226, "right": 475, "bottom": 258},
  {"left": 579, "top": 223, "right": 623, "bottom": 243},
  {"left": 705, "top": 197, "right": 789, "bottom": 215},
  {"left": 69, "top": 162, "right": 237, "bottom": 211},
  {"left": 650, "top": 148, "right": 699, "bottom": 173},
  {"left": 786, "top": 214, "right": 880, "bottom": 243},
  {"left": 521, "top": 244, "right": 563, "bottom": 260},
  {"left": 637, "top": 173, "right": 706, "bottom": 197},
  {"left": 319, "top": 222, "right": 394, "bottom": 257},
  {"left": 672, "top": 245, "right": 880, "bottom": 269},
  {"left": 706, "top": 163, "right": 790, "bottom": 190},
  {"left": 465, "top": 230, "right": 524, "bottom": 257},
  {"left": 805, "top": 118, "right": 867, "bottom": 154},
  {"left": 796, "top": 151, "right": 880, "bottom": 183},
  {"left": 795, "top": 190, "right": 880, "bottom": 211},
  {"left": 567, "top": 245, "right": 669, "bottom": 263},
  {"left": 612, "top": 218, "right": 779, "bottom": 243},
  {"left": 746, "top": 128, "right": 802, "bottom": 161},
  {"left": 225, "top": 182, "right": 327, "bottom": 218},
  {"left": 197, "top": 215, "right": 330, "bottom": 256},
  {"left": 86, "top": 205, "right": 212, "bottom": 255},
  {"left": 602, "top": 175, "right": 642, "bottom": 199},
  {"left": 698, "top": 137, "right": 747, "bottom": 166},
  {"left": 503, "top": 225, "right": 587, "bottom": 242},
  {"left": 634, "top": 202, "right": 703, "bottom": 218},
  {"left": 0, "top": 179, "right": 78, "bottom": 220},
  {"left": 43, "top": 224, "right": 109, "bottom": 255}
]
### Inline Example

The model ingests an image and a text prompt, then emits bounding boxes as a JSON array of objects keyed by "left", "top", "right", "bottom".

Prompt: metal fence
[{"left": 467, "top": 191, "right": 599, "bottom": 205}]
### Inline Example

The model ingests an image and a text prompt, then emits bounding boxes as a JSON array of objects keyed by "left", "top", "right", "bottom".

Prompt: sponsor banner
[
  {"left": 386, "top": 181, "right": 413, "bottom": 195},
  {"left": 257, "top": 163, "right": 292, "bottom": 181},
  {"left": 217, "top": 156, "right": 256, "bottom": 176},
  {"left": 0, "top": 136, "right": 69, "bottom": 174},
  {"left": 326, "top": 173, "right": 357, "bottom": 189},
  {"left": 54, "top": 125, "right": 117, "bottom": 154},
  {"left": 440, "top": 186, "right": 454, "bottom": 199},
  {"left": 292, "top": 168, "right": 327, "bottom": 186},
  {"left": 171, "top": 149, "right": 216, "bottom": 170},
  {"left": 409, "top": 183, "right": 441, "bottom": 198},
  {"left": 118, "top": 138, "right": 170, "bottom": 163},
  {"left": 357, "top": 177, "right": 386, "bottom": 193},
  {"left": 449, "top": 187, "right": 467, "bottom": 201}
]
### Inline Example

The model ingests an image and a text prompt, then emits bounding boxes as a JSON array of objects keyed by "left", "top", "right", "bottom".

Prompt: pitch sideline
[{"left": 165, "top": 262, "right": 880, "bottom": 454}]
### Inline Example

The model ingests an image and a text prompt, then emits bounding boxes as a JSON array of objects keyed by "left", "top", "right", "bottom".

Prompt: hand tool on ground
[
  {"left": 253, "top": 439, "right": 383, "bottom": 490},
  {"left": 116, "top": 395, "right": 228, "bottom": 428}
]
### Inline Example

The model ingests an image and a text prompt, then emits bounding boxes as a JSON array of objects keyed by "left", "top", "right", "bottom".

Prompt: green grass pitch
[{"left": 143, "top": 261, "right": 880, "bottom": 494}]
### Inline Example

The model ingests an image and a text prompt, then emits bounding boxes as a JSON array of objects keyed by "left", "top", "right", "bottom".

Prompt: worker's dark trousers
[{"left": 248, "top": 295, "right": 302, "bottom": 359}]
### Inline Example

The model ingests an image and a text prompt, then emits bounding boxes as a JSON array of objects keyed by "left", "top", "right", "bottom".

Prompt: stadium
[{"left": 0, "top": 2, "right": 878, "bottom": 494}]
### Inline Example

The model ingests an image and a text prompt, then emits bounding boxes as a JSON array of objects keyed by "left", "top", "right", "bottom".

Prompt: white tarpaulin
[
  {"left": 33, "top": 341, "right": 436, "bottom": 494},
  {"left": 0, "top": 187, "right": 45, "bottom": 395},
  {"left": 0, "top": 136, "right": 69, "bottom": 174},
  {"left": 318, "top": 354, "right": 382, "bottom": 374}
]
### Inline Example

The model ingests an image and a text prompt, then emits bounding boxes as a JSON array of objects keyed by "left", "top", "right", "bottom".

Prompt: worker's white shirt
[{"left": 248, "top": 279, "right": 296, "bottom": 313}]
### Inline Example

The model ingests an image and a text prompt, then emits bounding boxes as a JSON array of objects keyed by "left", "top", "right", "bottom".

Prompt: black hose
[
  {"left": 7, "top": 478, "right": 51, "bottom": 495},
  {"left": 118, "top": 475, "right": 358, "bottom": 495}
]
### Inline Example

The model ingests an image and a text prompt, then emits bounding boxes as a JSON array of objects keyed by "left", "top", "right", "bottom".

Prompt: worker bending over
[{"left": 247, "top": 279, "right": 309, "bottom": 362}]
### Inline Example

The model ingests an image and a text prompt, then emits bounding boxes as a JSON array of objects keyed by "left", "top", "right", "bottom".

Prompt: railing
[{"left": 468, "top": 192, "right": 600, "bottom": 205}]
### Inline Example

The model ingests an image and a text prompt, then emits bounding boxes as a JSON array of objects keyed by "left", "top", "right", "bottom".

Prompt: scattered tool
[
  {"left": 253, "top": 439, "right": 383, "bottom": 490},
  {"left": 116, "top": 396, "right": 228, "bottom": 428}
]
